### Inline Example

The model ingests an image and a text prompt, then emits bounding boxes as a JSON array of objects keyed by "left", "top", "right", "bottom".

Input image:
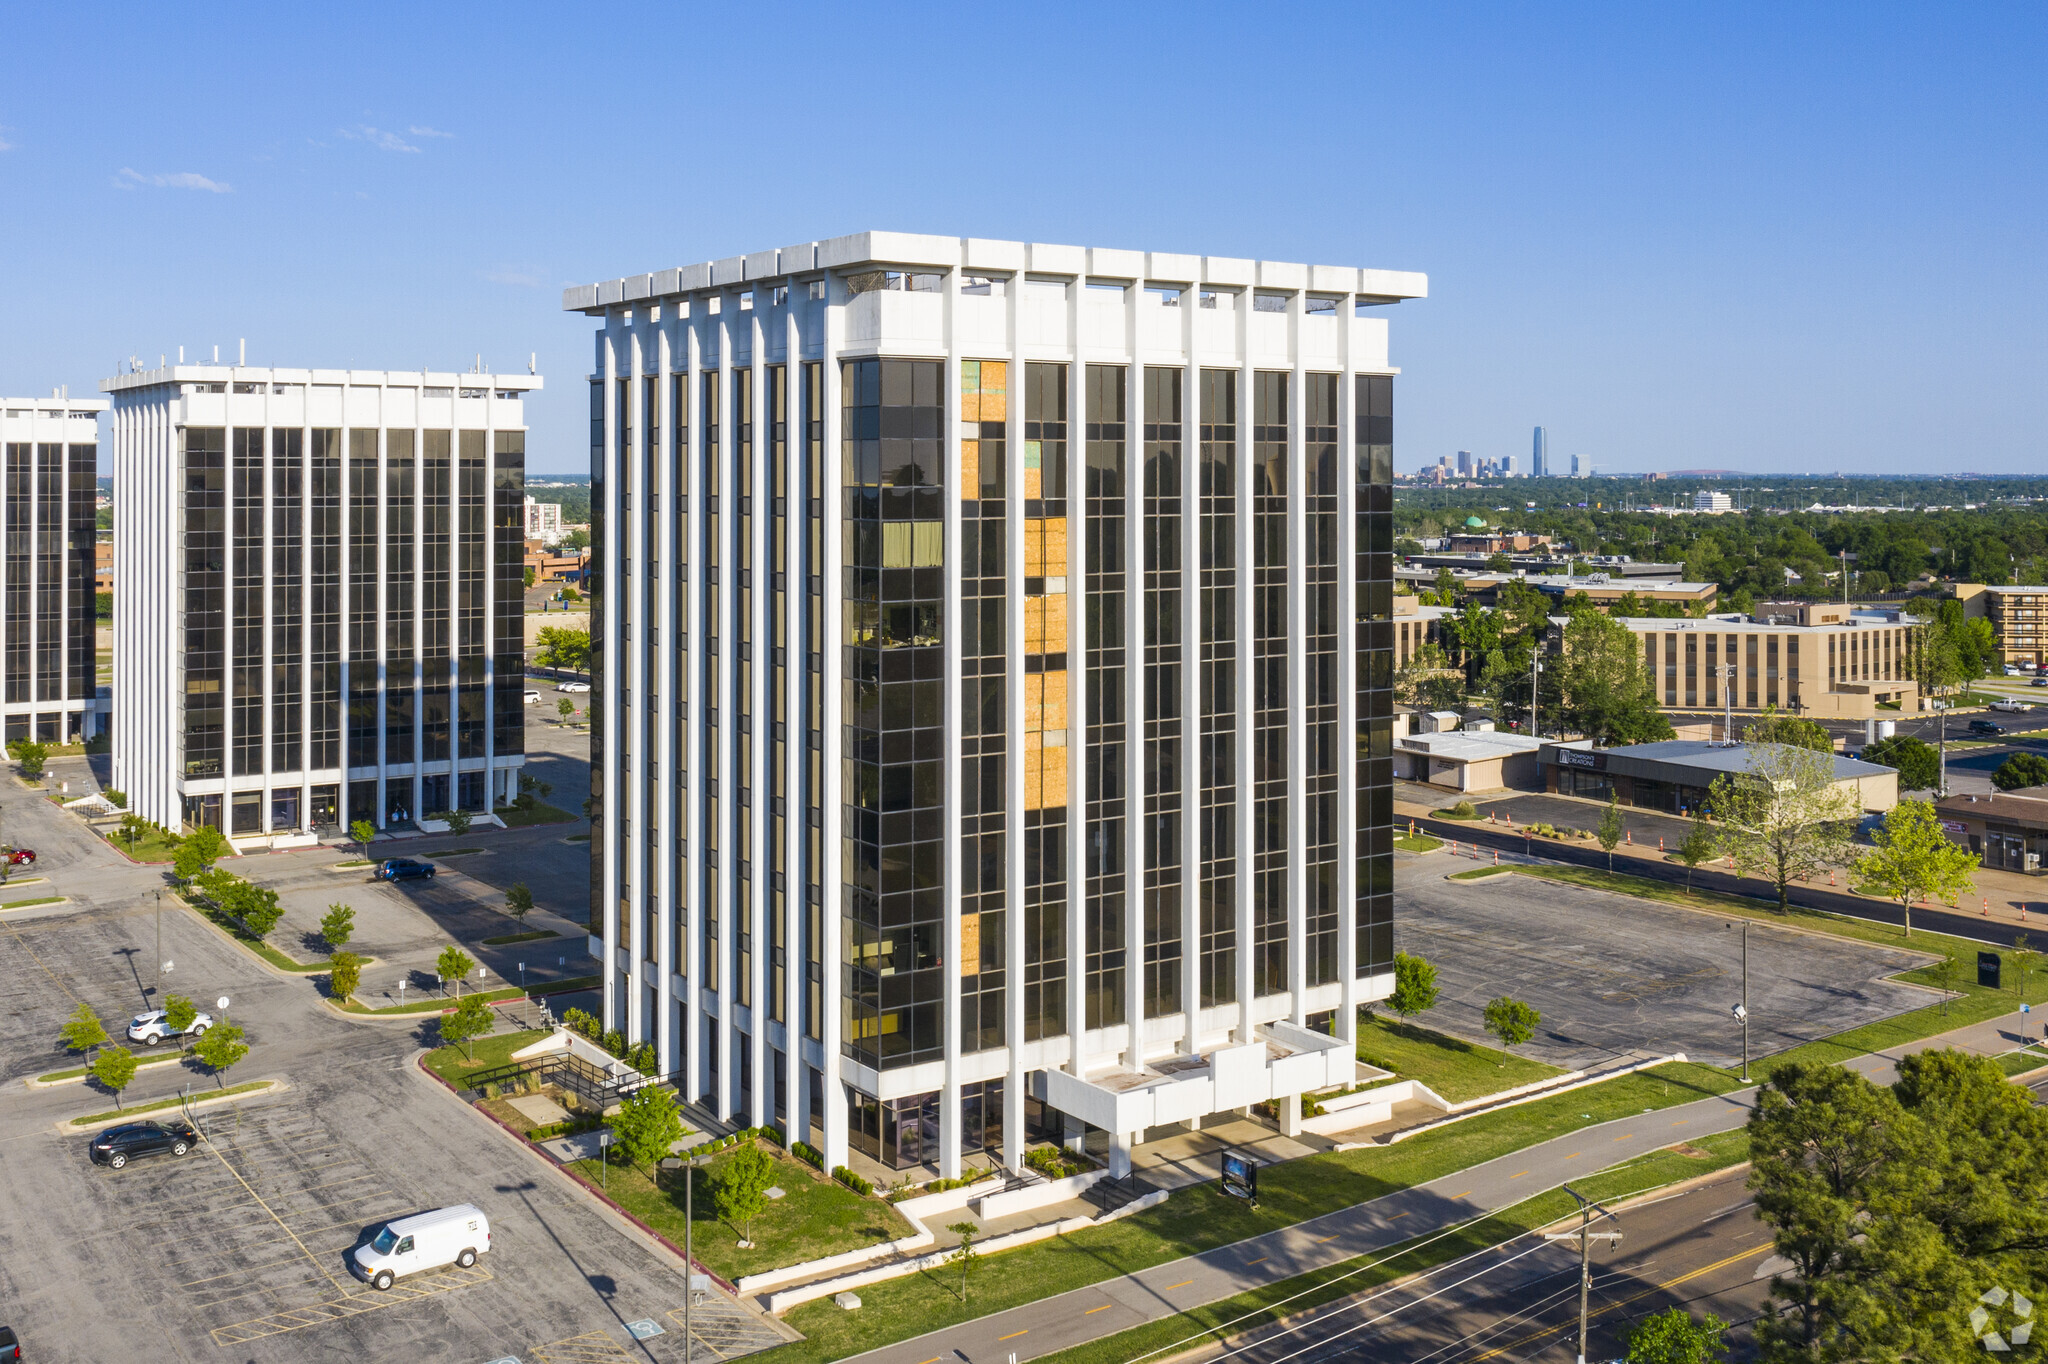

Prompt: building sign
[
  {"left": 1220, "top": 1150, "right": 1258, "bottom": 1202},
  {"left": 1556, "top": 748, "right": 1606, "bottom": 771},
  {"left": 1940, "top": 820, "right": 1968, "bottom": 835}
]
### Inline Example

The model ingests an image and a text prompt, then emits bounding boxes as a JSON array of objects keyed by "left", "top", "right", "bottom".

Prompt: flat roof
[
  {"left": 1556, "top": 739, "right": 1891, "bottom": 781},
  {"left": 563, "top": 230, "right": 1428, "bottom": 314},
  {"left": 2, "top": 397, "right": 108, "bottom": 411},
  {"left": 1600, "top": 611, "right": 1912, "bottom": 633},
  {"left": 101, "top": 367, "right": 541, "bottom": 394},
  {"left": 1400, "top": 731, "right": 1545, "bottom": 762}
]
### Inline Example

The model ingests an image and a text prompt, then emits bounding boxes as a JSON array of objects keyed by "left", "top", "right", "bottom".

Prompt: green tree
[
  {"left": 162, "top": 994, "right": 198, "bottom": 1050},
  {"left": 1395, "top": 640, "right": 1465, "bottom": 712},
  {"left": 440, "top": 991, "right": 494, "bottom": 1059},
  {"left": 1861, "top": 735, "right": 1939, "bottom": 792},
  {"left": 1625, "top": 1308, "right": 1727, "bottom": 1364},
  {"left": 713, "top": 1143, "right": 776, "bottom": 1246},
  {"left": 1555, "top": 610, "right": 1675, "bottom": 746},
  {"left": 504, "top": 882, "right": 534, "bottom": 923},
  {"left": 1386, "top": 952, "right": 1440, "bottom": 1020},
  {"left": 607, "top": 1084, "right": 686, "bottom": 1170},
  {"left": 523, "top": 564, "right": 537, "bottom": 589},
  {"left": 91, "top": 1047, "right": 138, "bottom": 1108},
  {"left": 61, "top": 1001, "right": 108, "bottom": 1055},
  {"left": 173, "top": 824, "right": 231, "bottom": 881},
  {"left": 437, "top": 944, "right": 476, "bottom": 996},
  {"left": 1993, "top": 751, "right": 2048, "bottom": 792},
  {"left": 948, "top": 1221, "right": 981, "bottom": 1301},
  {"left": 444, "top": 808, "right": 473, "bottom": 835},
  {"left": 1745, "top": 707, "right": 1834, "bottom": 753},
  {"left": 14, "top": 739, "right": 48, "bottom": 780},
  {"left": 558, "top": 697, "right": 575, "bottom": 719},
  {"left": 1709, "top": 737, "right": 1860, "bottom": 913},
  {"left": 1675, "top": 816, "right": 1717, "bottom": 893},
  {"left": 349, "top": 818, "right": 377, "bottom": 859},
  {"left": 1857, "top": 799, "right": 1979, "bottom": 936},
  {"left": 318, "top": 902, "right": 355, "bottom": 949},
  {"left": 562, "top": 527, "right": 591, "bottom": 552},
  {"left": 192, "top": 1019, "right": 248, "bottom": 1087},
  {"left": 534, "top": 625, "right": 592, "bottom": 672},
  {"left": 1596, "top": 794, "right": 1625, "bottom": 872},
  {"left": 328, "top": 950, "right": 363, "bottom": 1004},
  {"left": 1481, "top": 996, "right": 1539, "bottom": 1064}
]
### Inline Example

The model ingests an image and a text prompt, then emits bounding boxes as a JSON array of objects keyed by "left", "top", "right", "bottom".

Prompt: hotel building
[
  {"left": 0, "top": 396, "right": 107, "bottom": 743},
  {"left": 105, "top": 366, "right": 538, "bottom": 841},
  {"left": 564, "top": 233, "right": 1421, "bottom": 1177}
]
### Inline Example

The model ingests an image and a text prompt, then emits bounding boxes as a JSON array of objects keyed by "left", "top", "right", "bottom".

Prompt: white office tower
[
  {"left": 563, "top": 232, "right": 1422, "bottom": 1178},
  {"left": 104, "top": 365, "right": 540, "bottom": 844},
  {"left": 1531, "top": 425, "right": 1548, "bottom": 477},
  {"left": 0, "top": 396, "right": 109, "bottom": 743},
  {"left": 1501, "top": 454, "right": 1518, "bottom": 478},
  {"left": 1572, "top": 453, "right": 1592, "bottom": 477},
  {"left": 1694, "top": 490, "right": 1732, "bottom": 512}
]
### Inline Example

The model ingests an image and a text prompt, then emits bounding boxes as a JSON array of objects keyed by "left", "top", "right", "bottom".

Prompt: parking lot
[{"left": 1395, "top": 852, "right": 1937, "bottom": 1069}]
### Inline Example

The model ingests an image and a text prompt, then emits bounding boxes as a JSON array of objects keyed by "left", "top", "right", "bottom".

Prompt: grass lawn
[
  {"left": 764, "top": 1061, "right": 1742, "bottom": 1364},
  {"left": 1997, "top": 1050, "right": 2048, "bottom": 1078},
  {"left": 70, "top": 1080, "right": 273, "bottom": 1128},
  {"left": 563, "top": 1142, "right": 916, "bottom": 1283},
  {"left": 1353, "top": 1015, "right": 1567, "bottom": 1103},
  {"left": 1446, "top": 866, "right": 1509, "bottom": 881},
  {"left": 564, "top": 832, "right": 592, "bottom": 843},
  {"left": 1513, "top": 866, "right": 2048, "bottom": 1084},
  {"left": 482, "top": 929, "right": 561, "bottom": 946},
  {"left": 1393, "top": 834, "right": 1441, "bottom": 853},
  {"left": 420, "top": 1028, "right": 551, "bottom": 1087},
  {"left": 0, "top": 895, "right": 64, "bottom": 909},
  {"left": 178, "top": 894, "right": 357, "bottom": 973},
  {"left": 39, "top": 1048, "right": 187, "bottom": 1083},
  {"left": 496, "top": 801, "right": 580, "bottom": 828},
  {"left": 1430, "top": 807, "right": 1482, "bottom": 820},
  {"left": 1033, "top": 1128, "right": 1752, "bottom": 1364},
  {"left": 105, "top": 826, "right": 181, "bottom": 863}
]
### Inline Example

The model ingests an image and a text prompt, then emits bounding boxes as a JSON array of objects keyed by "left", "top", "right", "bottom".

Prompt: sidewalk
[{"left": 838, "top": 1006, "right": 2043, "bottom": 1364}]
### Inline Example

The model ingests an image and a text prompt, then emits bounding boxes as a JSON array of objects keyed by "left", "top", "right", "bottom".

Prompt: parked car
[
  {"left": 1, "top": 848, "right": 33, "bottom": 867},
  {"left": 1991, "top": 698, "right": 2030, "bottom": 713},
  {"left": 353, "top": 1205, "right": 492, "bottom": 1290},
  {"left": 127, "top": 1008, "right": 213, "bottom": 1046},
  {"left": 0, "top": 1325, "right": 18, "bottom": 1361},
  {"left": 522, "top": 689, "right": 542, "bottom": 704},
  {"left": 2032, "top": 676, "right": 2048, "bottom": 687},
  {"left": 375, "top": 858, "right": 437, "bottom": 882},
  {"left": 89, "top": 1119, "right": 201, "bottom": 1169},
  {"left": 556, "top": 681, "right": 591, "bottom": 694},
  {"left": 1969, "top": 719, "right": 2008, "bottom": 736}
]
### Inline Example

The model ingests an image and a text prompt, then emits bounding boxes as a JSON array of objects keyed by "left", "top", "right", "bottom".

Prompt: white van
[{"left": 353, "top": 1205, "right": 492, "bottom": 1290}]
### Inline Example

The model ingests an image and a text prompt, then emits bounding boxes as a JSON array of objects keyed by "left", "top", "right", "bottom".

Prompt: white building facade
[
  {"left": 0, "top": 397, "right": 107, "bottom": 743},
  {"left": 105, "top": 367, "right": 538, "bottom": 842},
  {"left": 524, "top": 495, "right": 565, "bottom": 544},
  {"left": 564, "top": 232, "right": 1417, "bottom": 1178}
]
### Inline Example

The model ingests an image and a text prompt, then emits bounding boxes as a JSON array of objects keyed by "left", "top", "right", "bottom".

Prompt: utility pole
[
  {"left": 1530, "top": 654, "right": 1543, "bottom": 740},
  {"left": 1545, "top": 1184, "right": 1623, "bottom": 1364},
  {"left": 1722, "top": 664, "right": 1738, "bottom": 745},
  {"left": 1730, "top": 919, "right": 1750, "bottom": 1081}
]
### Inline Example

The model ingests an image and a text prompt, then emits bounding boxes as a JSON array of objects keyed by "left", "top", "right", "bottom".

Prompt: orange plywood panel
[
  {"left": 960, "top": 440, "right": 979, "bottom": 500},
  {"left": 960, "top": 392, "right": 981, "bottom": 423},
  {"left": 981, "top": 391, "right": 1006, "bottom": 422}
]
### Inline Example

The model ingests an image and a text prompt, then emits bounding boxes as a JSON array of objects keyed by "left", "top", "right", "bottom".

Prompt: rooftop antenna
[
  {"left": 178, "top": 346, "right": 184, "bottom": 364},
  {"left": 212, "top": 345, "right": 219, "bottom": 363},
  {"left": 529, "top": 352, "right": 536, "bottom": 375},
  {"left": 238, "top": 338, "right": 245, "bottom": 366}
]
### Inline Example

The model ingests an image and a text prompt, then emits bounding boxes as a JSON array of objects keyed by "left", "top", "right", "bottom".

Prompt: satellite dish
[{"left": 216, "top": 996, "right": 230, "bottom": 1011}]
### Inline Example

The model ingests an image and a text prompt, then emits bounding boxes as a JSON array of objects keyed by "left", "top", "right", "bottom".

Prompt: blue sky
[{"left": 2, "top": 2, "right": 2042, "bottom": 475}]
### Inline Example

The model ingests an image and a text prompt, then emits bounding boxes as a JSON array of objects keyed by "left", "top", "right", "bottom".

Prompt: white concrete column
[
  {"left": 625, "top": 329, "right": 647, "bottom": 1048},
  {"left": 1335, "top": 335, "right": 1360, "bottom": 1050},
  {"left": 1121, "top": 315, "right": 1144, "bottom": 1072},
  {"left": 939, "top": 271, "right": 965, "bottom": 1179},
  {"left": 1177, "top": 299, "right": 1201, "bottom": 1060},
  {"left": 656, "top": 323, "right": 678, "bottom": 1075},
  {"left": 712, "top": 300, "right": 734, "bottom": 1125},
  {"left": 1002, "top": 277, "right": 1028, "bottom": 1172},
  {"left": 782, "top": 301, "right": 808, "bottom": 1144},
  {"left": 684, "top": 319, "right": 706, "bottom": 1107},
  {"left": 819, "top": 284, "right": 850, "bottom": 1173},
  {"left": 600, "top": 330, "right": 623, "bottom": 1034},
  {"left": 1108, "top": 1129, "right": 1133, "bottom": 1179},
  {"left": 1064, "top": 296, "right": 1088, "bottom": 1077},
  {"left": 747, "top": 313, "right": 770, "bottom": 1126},
  {"left": 1232, "top": 313, "right": 1255, "bottom": 1041},
  {"left": 1286, "top": 295, "right": 1308, "bottom": 1023}
]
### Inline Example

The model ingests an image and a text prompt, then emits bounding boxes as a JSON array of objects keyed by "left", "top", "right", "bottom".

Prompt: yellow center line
[
  {"left": 1085, "top": 1305, "right": 1111, "bottom": 1315},
  {"left": 1565, "top": 1152, "right": 1580, "bottom": 1159},
  {"left": 1463, "top": 1241, "right": 1771, "bottom": 1362},
  {"left": 1246, "top": 1257, "right": 1269, "bottom": 1265},
  {"left": 1315, "top": 1235, "right": 1338, "bottom": 1243},
  {"left": 916, "top": 1356, "right": 941, "bottom": 1363},
  {"left": 1510, "top": 1171, "right": 1528, "bottom": 1179},
  {"left": 1614, "top": 1134, "right": 1634, "bottom": 1141},
  {"left": 999, "top": 1330, "right": 1029, "bottom": 1341},
  {"left": 1387, "top": 1211, "right": 1410, "bottom": 1220},
  {"left": 1452, "top": 1190, "right": 1472, "bottom": 1199},
  {"left": 1165, "top": 1280, "right": 1194, "bottom": 1290}
]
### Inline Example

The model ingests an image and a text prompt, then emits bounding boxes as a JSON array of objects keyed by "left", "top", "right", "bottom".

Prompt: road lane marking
[
  {"left": 1464, "top": 1241, "right": 1777, "bottom": 1361},
  {"left": 999, "top": 1330, "right": 1029, "bottom": 1341},
  {"left": 1246, "top": 1257, "right": 1269, "bottom": 1265},
  {"left": 1388, "top": 1211, "right": 1410, "bottom": 1220},
  {"left": 1165, "top": 1281, "right": 1194, "bottom": 1290},
  {"left": 1315, "top": 1235, "right": 1338, "bottom": 1243},
  {"left": 1510, "top": 1171, "right": 1528, "bottom": 1179},
  {"left": 1614, "top": 1134, "right": 1633, "bottom": 1141},
  {"left": 1565, "top": 1152, "right": 1579, "bottom": 1159},
  {"left": 1085, "top": 1305, "right": 1111, "bottom": 1315},
  {"left": 1452, "top": 1189, "right": 1472, "bottom": 1199}
]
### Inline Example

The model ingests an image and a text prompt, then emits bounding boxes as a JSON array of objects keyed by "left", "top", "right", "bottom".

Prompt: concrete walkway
[{"left": 839, "top": 1008, "right": 2041, "bottom": 1364}]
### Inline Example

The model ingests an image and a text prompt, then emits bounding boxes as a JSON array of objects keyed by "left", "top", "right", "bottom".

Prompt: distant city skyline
[{"left": 2, "top": 4, "right": 2044, "bottom": 474}]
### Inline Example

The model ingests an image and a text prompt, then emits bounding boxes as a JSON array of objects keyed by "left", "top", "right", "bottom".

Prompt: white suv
[{"left": 127, "top": 1009, "right": 213, "bottom": 1046}]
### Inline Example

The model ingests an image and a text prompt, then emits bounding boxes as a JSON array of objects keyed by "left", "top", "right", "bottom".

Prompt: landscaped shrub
[
  {"left": 792, "top": 1140, "right": 824, "bottom": 1169},
  {"left": 561, "top": 1007, "right": 600, "bottom": 1040},
  {"left": 833, "top": 1165, "right": 874, "bottom": 1196},
  {"left": 1450, "top": 800, "right": 1477, "bottom": 818},
  {"left": 1024, "top": 1145, "right": 1095, "bottom": 1179}
]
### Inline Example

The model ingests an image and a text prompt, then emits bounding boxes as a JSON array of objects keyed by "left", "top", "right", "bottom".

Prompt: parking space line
[
  {"left": 531, "top": 1327, "right": 634, "bottom": 1361},
  {"left": 195, "top": 1119, "right": 351, "bottom": 1298},
  {"left": 208, "top": 1266, "right": 492, "bottom": 1345}
]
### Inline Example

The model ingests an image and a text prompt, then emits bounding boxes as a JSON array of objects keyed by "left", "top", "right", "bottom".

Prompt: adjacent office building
[
  {"left": 1531, "top": 425, "right": 1548, "bottom": 477},
  {"left": 0, "top": 396, "right": 107, "bottom": 743},
  {"left": 105, "top": 366, "right": 538, "bottom": 841},
  {"left": 564, "top": 232, "right": 1420, "bottom": 1177}
]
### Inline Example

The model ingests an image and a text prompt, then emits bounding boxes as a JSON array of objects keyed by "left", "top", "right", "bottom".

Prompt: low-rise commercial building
[
  {"left": 1935, "top": 789, "right": 2048, "bottom": 875},
  {"left": 1541, "top": 739, "right": 1898, "bottom": 815},
  {"left": 1951, "top": 583, "right": 2048, "bottom": 668},
  {"left": 1593, "top": 604, "right": 1919, "bottom": 720},
  {"left": 1393, "top": 594, "right": 1456, "bottom": 668},
  {"left": 1395, "top": 727, "right": 1543, "bottom": 792}
]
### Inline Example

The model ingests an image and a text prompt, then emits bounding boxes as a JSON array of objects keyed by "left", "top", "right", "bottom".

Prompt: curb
[
  {"left": 26, "top": 1052, "right": 189, "bottom": 1089},
  {"left": 58, "top": 1076, "right": 289, "bottom": 1133}
]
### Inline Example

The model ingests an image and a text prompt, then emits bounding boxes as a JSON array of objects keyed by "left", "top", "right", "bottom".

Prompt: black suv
[
  {"left": 89, "top": 1119, "right": 201, "bottom": 1169},
  {"left": 1969, "top": 719, "right": 2008, "bottom": 737}
]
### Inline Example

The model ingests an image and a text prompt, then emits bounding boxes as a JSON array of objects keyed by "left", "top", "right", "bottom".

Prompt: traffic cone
[
  {"left": 1658, "top": 836, "right": 1665, "bottom": 851},
  {"left": 1493, "top": 850, "right": 1499, "bottom": 865},
  {"left": 1829, "top": 871, "right": 1836, "bottom": 886}
]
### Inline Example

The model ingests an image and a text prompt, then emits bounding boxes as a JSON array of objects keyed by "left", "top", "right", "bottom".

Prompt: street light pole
[
  {"left": 1545, "top": 1184, "right": 1623, "bottom": 1364},
  {"left": 1530, "top": 655, "right": 1543, "bottom": 739},
  {"left": 1730, "top": 919, "right": 1750, "bottom": 1082}
]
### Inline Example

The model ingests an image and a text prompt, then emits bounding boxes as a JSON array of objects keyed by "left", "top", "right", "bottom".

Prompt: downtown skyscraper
[{"left": 565, "top": 234, "right": 1422, "bottom": 1178}]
